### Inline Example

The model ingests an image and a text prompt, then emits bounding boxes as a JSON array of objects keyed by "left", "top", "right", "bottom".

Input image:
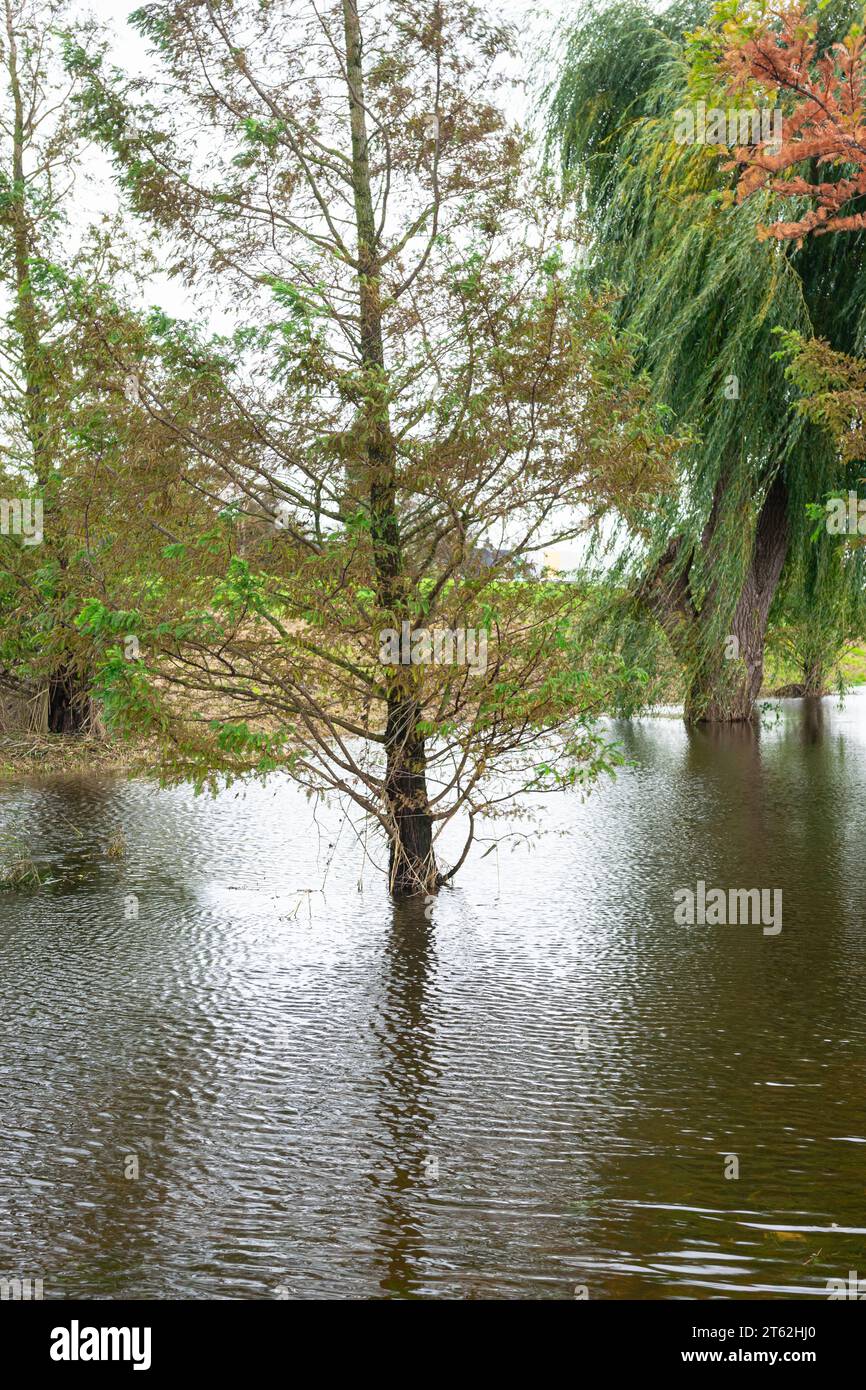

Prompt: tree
[
  {"left": 767, "top": 526, "right": 866, "bottom": 694},
  {"left": 66, "top": 0, "right": 678, "bottom": 895},
  {"left": 0, "top": 0, "right": 117, "bottom": 733},
  {"left": 547, "top": 0, "right": 866, "bottom": 723},
  {"left": 708, "top": 1, "right": 866, "bottom": 683}
]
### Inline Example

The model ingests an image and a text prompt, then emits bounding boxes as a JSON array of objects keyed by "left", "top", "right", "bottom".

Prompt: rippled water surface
[{"left": 2, "top": 694, "right": 866, "bottom": 1299}]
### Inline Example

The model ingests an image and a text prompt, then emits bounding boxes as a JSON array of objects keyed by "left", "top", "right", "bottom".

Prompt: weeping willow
[
  {"left": 547, "top": 0, "right": 866, "bottom": 718},
  {"left": 769, "top": 539, "right": 866, "bottom": 696}
]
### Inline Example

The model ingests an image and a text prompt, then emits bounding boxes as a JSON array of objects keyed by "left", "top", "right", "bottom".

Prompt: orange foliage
[{"left": 720, "top": 3, "right": 866, "bottom": 241}]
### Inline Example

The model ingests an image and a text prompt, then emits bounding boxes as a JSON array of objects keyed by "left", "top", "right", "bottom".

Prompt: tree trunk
[
  {"left": 801, "top": 657, "right": 826, "bottom": 698},
  {"left": 47, "top": 668, "right": 93, "bottom": 735},
  {"left": 342, "top": 0, "right": 437, "bottom": 894},
  {"left": 645, "top": 474, "right": 789, "bottom": 724},
  {"left": 385, "top": 696, "right": 437, "bottom": 895},
  {"left": 6, "top": 0, "right": 49, "bottom": 484}
]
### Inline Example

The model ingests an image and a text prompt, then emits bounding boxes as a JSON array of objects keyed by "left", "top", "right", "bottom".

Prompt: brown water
[{"left": 1, "top": 694, "right": 865, "bottom": 1300}]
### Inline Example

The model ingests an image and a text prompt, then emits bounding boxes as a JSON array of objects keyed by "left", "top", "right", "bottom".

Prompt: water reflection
[
  {"left": 1, "top": 695, "right": 866, "bottom": 1298},
  {"left": 371, "top": 902, "right": 439, "bottom": 1297}
]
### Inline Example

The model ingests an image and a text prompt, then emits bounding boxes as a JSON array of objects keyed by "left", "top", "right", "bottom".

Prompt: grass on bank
[{"left": 0, "top": 732, "right": 152, "bottom": 782}]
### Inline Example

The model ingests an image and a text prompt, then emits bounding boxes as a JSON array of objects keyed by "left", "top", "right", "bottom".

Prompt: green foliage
[{"left": 547, "top": 0, "right": 866, "bottom": 693}]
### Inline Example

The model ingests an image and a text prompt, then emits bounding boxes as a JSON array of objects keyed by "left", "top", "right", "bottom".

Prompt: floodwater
[{"left": 1, "top": 694, "right": 866, "bottom": 1300}]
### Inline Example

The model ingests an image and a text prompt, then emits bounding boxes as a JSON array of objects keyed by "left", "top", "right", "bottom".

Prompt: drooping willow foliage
[{"left": 547, "top": 0, "right": 866, "bottom": 702}]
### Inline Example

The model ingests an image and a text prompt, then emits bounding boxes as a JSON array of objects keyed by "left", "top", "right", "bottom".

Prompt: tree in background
[
  {"left": 0, "top": 0, "right": 118, "bottom": 732},
  {"left": 767, "top": 531, "right": 866, "bottom": 694},
  {"left": 65, "top": 0, "right": 678, "bottom": 895},
  {"left": 547, "top": 0, "right": 866, "bottom": 721},
  {"left": 708, "top": 1, "right": 866, "bottom": 686}
]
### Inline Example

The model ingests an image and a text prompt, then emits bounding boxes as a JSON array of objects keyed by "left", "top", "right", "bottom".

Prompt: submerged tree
[
  {"left": 67, "top": 0, "right": 678, "bottom": 895},
  {"left": 711, "top": 0, "right": 866, "bottom": 683},
  {"left": 547, "top": 0, "right": 866, "bottom": 722},
  {"left": 767, "top": 548, "right": 866, "bottom": 695}
]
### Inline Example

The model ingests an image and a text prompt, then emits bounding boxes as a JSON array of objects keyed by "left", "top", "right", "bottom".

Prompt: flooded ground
[{"left": 1, "top": 694, "right": 865, "bottom": 1298}]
